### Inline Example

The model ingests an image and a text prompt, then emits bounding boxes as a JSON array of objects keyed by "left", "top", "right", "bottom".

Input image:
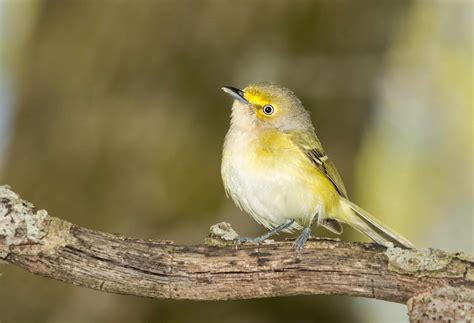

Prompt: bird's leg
[
  {"left": 237, "top": 219, "right": 295, "bottom": 245},
  {"left": 293, "top": 209, "right": 321, "bottom": 251},
  {"left": 293, "top": 228, "right": 311, "bottom": 251}
]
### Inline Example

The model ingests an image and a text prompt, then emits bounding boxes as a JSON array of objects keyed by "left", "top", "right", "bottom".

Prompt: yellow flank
[{"left": 250, "top": 130, "right": 342, "bottom": 217}]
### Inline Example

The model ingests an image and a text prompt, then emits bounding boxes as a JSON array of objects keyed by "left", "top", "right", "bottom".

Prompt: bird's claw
[
  {"left": 292, "top": 236, "right": 306, "bottom": 251},
  {"left": 293, "top": 227, "right": 311, "bottom": 251},
  {"left": 234, "top": 236, "right": 263, "bottom": 248}
]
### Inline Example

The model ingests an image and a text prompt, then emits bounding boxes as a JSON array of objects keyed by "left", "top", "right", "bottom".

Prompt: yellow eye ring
[{"left": 263, "top": 105, "right": 274, "bottom": 115}]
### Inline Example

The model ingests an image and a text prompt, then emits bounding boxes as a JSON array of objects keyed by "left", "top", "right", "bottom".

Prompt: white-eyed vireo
[{"left": 221, "top": 82, "right": 413, "bottom": 250}]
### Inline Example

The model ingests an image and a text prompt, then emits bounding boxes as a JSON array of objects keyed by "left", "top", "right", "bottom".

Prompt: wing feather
[
  {"left": 288, "top": 131, "right": 348, "bottom": 198},
  {"left": 287, "top": 131, "right": 347, "bottom": 234}
]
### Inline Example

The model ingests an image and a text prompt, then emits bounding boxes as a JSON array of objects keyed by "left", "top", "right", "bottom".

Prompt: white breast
[{"left": 221, "top": 126, "right": 320, "bottom": 232}]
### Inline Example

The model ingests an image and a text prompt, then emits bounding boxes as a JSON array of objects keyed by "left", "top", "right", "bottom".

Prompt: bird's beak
[{"left": 221, "top": 86, "right": 249, "bottom": 105}]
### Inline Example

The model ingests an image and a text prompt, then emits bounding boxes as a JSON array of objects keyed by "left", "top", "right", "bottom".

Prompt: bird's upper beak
[{"left": 221, "top": 86, "right": 249, "bottom": 105}]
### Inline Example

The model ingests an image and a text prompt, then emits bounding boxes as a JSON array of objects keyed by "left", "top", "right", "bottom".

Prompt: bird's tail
[{"left": 340, "top": 197, "right": 414, "bottom": 249}]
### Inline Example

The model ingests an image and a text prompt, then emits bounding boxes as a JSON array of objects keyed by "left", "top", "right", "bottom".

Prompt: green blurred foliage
[{"left": 355, "top": 1, "right": 473, "bottom": 251}]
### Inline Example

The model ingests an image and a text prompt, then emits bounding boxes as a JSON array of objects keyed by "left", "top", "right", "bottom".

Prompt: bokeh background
[{"left": 0, "top": 0, "right": 472, "bottom": 322}]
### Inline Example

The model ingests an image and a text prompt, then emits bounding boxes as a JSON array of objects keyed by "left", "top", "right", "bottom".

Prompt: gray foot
[
  {"left": 293, "top": 227, "right": 311, "bottom": 251},
  {"left": 235, "top": 236, "right": 265, "bottom": 245},
  {"left": 234, "top": 219, "right": 295, "bottom": 247}
]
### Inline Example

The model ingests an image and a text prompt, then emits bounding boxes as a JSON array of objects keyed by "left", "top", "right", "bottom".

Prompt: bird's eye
[{"left": 263, "top": 105, "right": 274, "bottom": 115}]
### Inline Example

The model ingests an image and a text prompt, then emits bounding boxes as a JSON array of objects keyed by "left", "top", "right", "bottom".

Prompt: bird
[{"left": 220, "top": 82, "right": 414, "bottom": 250}]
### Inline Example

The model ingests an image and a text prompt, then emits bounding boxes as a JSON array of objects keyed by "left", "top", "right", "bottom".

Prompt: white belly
[{"left": 221, "top": 128, "right": 320, "bottom": 232}]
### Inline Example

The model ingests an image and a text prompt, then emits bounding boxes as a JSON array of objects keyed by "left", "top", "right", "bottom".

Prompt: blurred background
[{"left": 0, "top": 0, "right": 472, "bottom": 322}]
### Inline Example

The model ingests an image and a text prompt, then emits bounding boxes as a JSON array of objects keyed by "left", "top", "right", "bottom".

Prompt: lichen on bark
[
  {"left": 385, "top": 247, "right": 453, "bottom": 274},
  {"left": 0, "top": 185, "right": 49, "bottom": 258},
  {"left": 407, "top": 287, "right": 473, "bottom": 322},
  {"left": 205, "top": 222, "right": 239, "bottom": 246},
  {"left": 0, "top": 185, "right": 74, "bottom": 258}
]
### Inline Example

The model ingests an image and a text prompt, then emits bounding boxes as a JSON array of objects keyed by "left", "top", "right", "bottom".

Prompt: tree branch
[
  {"left": 1, "top": 185, "right": 473, "bottom": 318},
  {"left": 408, "top": 287, "right": 473, "bottom": 322}
]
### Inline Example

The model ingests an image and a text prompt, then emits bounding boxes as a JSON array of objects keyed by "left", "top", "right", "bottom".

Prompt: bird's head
[{"left": 222, "top": 82, "right": 313, "bottom": 132}]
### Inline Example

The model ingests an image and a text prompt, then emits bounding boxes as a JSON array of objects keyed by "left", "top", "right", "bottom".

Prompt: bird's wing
[
  {"left": 288, "top": 131, "right": 346, "bottom": 235},
  {"left": 288, "top": 131, "right": 348, "bottom": 198}
]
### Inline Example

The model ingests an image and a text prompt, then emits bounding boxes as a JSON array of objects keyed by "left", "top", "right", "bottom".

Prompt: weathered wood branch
[
  {"left": 408, "top": 287, "right": 473, "bottom": 322},
  {"left": 0, "top": 185, "right": 473, "bottom": 320}
]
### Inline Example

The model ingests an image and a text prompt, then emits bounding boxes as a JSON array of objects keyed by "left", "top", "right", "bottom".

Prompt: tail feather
[{"left": 341, "top": 198, "right": 414, "bottom": 249}]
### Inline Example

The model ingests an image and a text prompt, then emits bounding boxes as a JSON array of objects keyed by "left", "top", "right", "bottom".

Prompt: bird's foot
[
  {"left": 293, "top": 227, "right": 311, "bottom": 251},
  {"left": 234, "top": 236, "right": 265, "bottom": 247}
]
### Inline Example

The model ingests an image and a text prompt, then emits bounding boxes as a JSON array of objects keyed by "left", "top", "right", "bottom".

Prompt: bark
[
  {"left": 1, "top": 185, "right": 472, "bottom": 318},
  {"left": 407, "top": 287, "right": 473, "bottom": 322}
]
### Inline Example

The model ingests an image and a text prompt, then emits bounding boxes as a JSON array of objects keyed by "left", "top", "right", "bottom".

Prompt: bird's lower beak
[{"left": 221, "top": 86, "right": 249, "bottom": 105}]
